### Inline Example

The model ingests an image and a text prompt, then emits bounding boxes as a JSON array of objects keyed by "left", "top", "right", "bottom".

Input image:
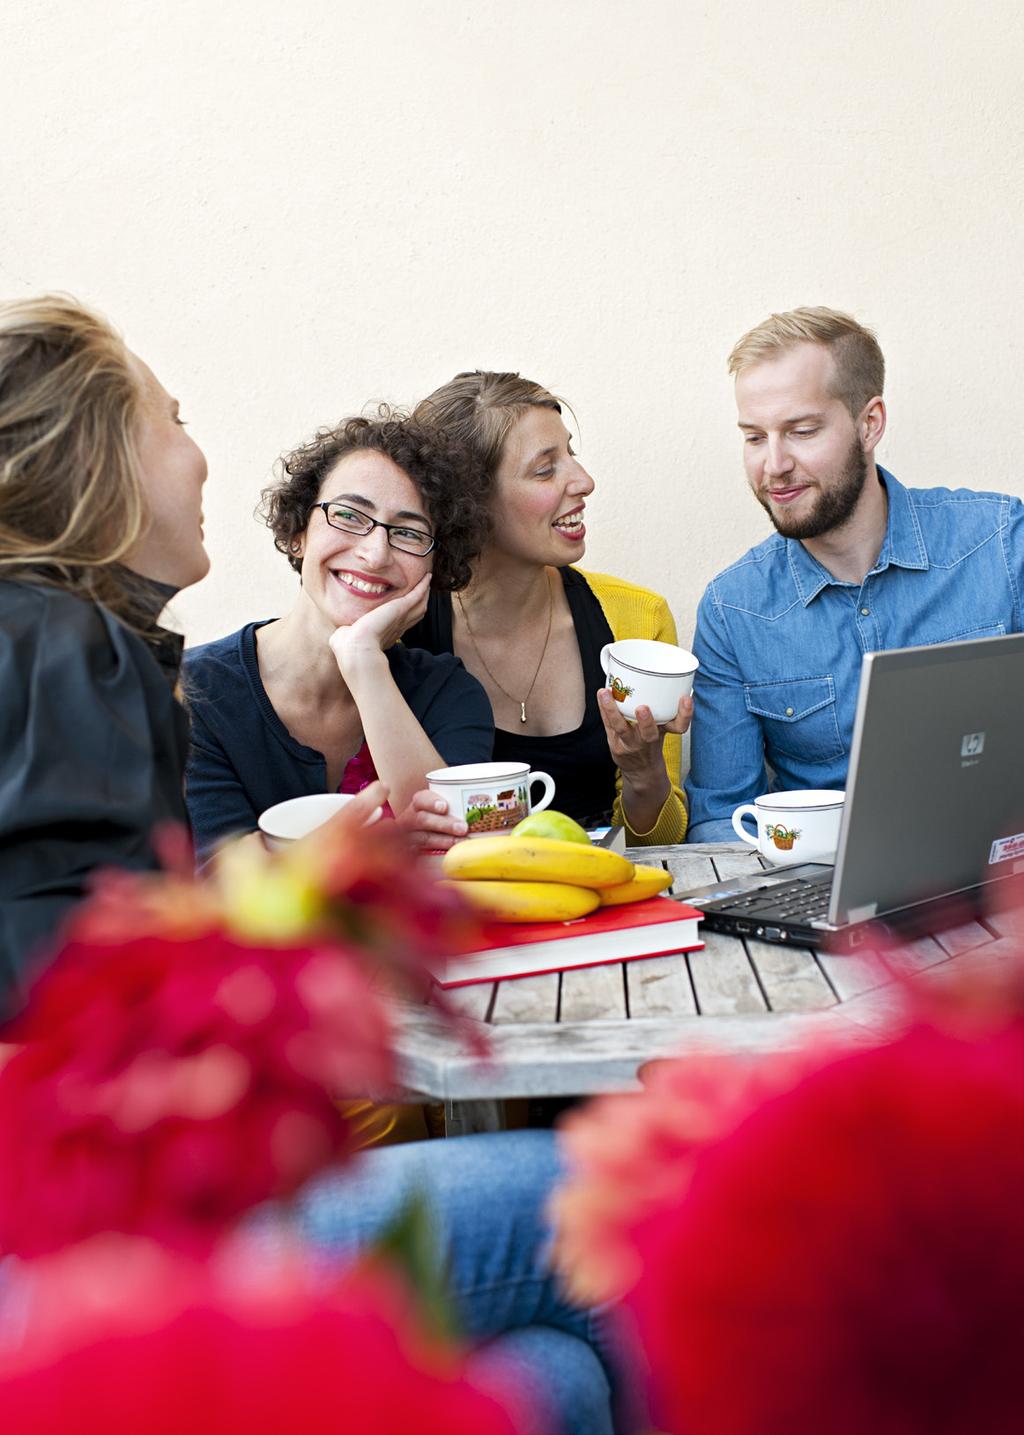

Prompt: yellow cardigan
[{"left": 576, "top": 568, "right": 688, "bottom": 846}]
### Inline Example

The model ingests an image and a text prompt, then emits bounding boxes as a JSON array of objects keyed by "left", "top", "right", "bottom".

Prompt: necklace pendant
[{"left": 520, "top": 702, "right": 527, "bottom": 723}]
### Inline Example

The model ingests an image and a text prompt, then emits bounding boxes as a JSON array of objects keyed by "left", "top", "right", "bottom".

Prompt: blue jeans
[{"left": 262, "top": 1130, "right": 622, "bottom": 1435}]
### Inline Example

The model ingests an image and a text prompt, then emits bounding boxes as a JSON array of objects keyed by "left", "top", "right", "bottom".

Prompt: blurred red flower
[
  {"left": 0, "top": 923, "right": 395, "bottom": 1257},
  {"left": 0, "top": 816, "right": 487, "bottom": 1258},
  {"left": 620, "top": 1021, "right": 1024, "bottom": 1434},
  {"left": 551, "top": 1048, "right": 811, "bottom": 1305},
  {"left": 0, "top": 1237, "right": 541, "bottom": 1434}
]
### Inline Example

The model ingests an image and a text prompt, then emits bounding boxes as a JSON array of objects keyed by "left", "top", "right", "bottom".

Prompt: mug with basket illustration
[
  {"left": 598, "top": 638, "right": 699, "bottom": 723},
  {"left": 731, "top": 790, "right": 846, "bottom": 866}
]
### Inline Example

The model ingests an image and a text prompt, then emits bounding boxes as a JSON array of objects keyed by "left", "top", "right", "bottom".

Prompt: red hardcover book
[{"left": 431, "top": 896, "right": 704, "bottom": 988}]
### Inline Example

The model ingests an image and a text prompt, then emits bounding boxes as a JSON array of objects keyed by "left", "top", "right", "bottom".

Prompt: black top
[
  {"left": 0, "top": 579, "right": 190, "bottom": 1010},
  {"left": 403, "top": 567, "right": 618, "bottom": 827},
  {"left": 182, "top": 622, "right": 494, "bottom": 860}
]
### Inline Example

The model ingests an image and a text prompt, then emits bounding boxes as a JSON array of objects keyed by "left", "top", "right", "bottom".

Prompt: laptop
[{"left": 677, "top": 632, "right": 1024, "bottom": 950}]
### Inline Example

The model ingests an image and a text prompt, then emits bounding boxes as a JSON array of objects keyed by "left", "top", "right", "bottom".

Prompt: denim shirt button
[
  {"left": 785, "top": 706, "right": 794, "bottom": 716},
  {"left": 860, "top": 607, "right": 870, "bottom": 616}
]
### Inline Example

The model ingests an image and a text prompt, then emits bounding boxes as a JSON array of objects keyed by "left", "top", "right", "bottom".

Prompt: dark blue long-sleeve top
[{"left": 182, "top": 620, "right": 493, "bottom": 861}]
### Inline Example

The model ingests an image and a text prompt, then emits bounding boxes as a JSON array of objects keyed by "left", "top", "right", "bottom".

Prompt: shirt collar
[
  {"left": 111, "top": 567, "right": 185, "bottom": 687},
  {"left": 787, "top": 467, "right": 929, "bottom": 605},
  {"left": 871, "top": 468, "right": 929, "bottom": 572}
]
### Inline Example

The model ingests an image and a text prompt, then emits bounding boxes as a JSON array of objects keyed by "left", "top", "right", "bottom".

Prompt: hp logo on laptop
[{"left": 961, "top": 732, "right": 985, "bottom": 758}]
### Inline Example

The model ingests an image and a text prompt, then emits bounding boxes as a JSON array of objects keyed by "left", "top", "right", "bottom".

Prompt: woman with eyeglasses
[
  {"left": 406, "top": 372, "right": 691, "bottom": 845},
  {"left": 183, "top": 413, "right": 492, "bottom": 862}
]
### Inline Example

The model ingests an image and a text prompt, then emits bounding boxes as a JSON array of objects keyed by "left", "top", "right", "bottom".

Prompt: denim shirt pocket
[
  {"left": 743, "top": 675, "right": 844, "bottom": 764},
  {"left": 912, "top": 619, "right": 1007, "bottom": 646}
]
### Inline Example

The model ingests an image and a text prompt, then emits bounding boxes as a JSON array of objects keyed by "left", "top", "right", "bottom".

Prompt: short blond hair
[{"left": 728, "top": 306, "right": 885, "bottom": 418}]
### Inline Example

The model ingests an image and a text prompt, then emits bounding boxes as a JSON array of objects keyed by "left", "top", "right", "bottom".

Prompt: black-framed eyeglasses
[{"left": 312, "top": 501, "right": 435, "bottom": 557}]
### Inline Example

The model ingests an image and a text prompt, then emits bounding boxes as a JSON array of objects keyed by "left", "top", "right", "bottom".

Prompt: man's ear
[{"left": 860, "top": 395, "right": 886, "bottom": 454}]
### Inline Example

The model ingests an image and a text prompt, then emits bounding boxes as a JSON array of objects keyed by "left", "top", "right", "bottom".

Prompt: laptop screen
[{"left": 830, "top": 633, "right": 1024, "bottom": 925}]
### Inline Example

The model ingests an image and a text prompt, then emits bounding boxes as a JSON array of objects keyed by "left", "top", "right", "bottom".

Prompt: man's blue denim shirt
[{"left": 685, "top": 469, "right": 1024, "bottom": 842}]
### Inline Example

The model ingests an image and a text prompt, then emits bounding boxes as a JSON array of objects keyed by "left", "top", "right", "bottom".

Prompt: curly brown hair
[{"left": 260, "top": 407, "right": 489, "bottom": 592}]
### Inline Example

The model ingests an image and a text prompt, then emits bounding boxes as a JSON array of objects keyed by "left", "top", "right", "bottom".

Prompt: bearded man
[{"left": 685, "top": 306, "right": 1024, "bottom": 842}]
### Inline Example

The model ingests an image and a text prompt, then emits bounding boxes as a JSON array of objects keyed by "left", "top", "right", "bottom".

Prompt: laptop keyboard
[{"left": 705, "top": 872, "right": 834, "bottom": 924}]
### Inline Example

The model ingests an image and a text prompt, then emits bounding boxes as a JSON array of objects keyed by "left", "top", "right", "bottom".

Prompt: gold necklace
[{"left": 456, "top": 572, "right": 554, "bottom": 724}]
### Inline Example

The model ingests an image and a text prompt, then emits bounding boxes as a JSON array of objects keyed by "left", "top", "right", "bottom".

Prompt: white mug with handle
[
  {"left": 426, "top": 760, "right": 555, "bottom": 837},
  {"left": 731, "top": 789, "right": 846, "bottom": 867},
  {"left": 599, "top": 638, "right": 698, "bottom": 723}
]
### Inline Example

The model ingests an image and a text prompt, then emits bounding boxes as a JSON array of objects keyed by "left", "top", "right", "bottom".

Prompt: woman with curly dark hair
[{"left": 182, "top": 411, "right": 493, "bottom": 860}]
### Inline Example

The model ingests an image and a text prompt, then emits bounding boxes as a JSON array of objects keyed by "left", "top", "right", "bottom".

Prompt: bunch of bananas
[{"left": 441, "top": 834, "right": 672, "bottom": 923}]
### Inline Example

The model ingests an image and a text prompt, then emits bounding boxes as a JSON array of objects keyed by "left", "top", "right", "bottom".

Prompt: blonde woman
[
  {"left": 0, "top": 295, "right": 209, "bottom": 999},
  {"left": 408, "top": 371, "right": 691, "bottom": 844}
]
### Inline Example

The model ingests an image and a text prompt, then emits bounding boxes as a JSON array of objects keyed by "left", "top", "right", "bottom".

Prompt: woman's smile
[
  {"left": 552, "top": 502, "right": 587, "bottom": 541},
  {"left": 329, "top": 567, "right": 397, "bottom": 599}
]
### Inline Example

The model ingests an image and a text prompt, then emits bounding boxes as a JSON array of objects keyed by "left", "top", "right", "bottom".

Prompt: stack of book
[{"left": 431, "top": 896, "right": 704, "bottom": 987}]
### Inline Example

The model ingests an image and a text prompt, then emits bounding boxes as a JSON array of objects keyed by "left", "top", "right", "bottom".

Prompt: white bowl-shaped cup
[
  {"left": 258, "top": 792, "right": 381, "bottom": 850},
  {"left": 731, "top": 789, "right": 845, "bottom": 867},
  {"left": 426, "top": 760, "right": 555, "bottom": 837},
  {"left": 599, "top": 638, "right": 699, "bottom": 723}
]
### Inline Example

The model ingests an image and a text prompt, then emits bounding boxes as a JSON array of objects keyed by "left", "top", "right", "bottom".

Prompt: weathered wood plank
[
  {"left": 490, "top": 973, "right": 559, "bottom": 1024},
  {"left": 392, "top": 1006, "right": 876, "bottom": 1100},
  {"left": 932, "top": 919, "right": 997, "bottom": 956},
  {"left": 885, "top": 935, "right": 952, "bottom": 973},
  {"left": 625, "top": 842, "right": 746, "bottom": 860},
  {"left": 442, "top": 983, "right": 494, "bottom": 1021},
  {"left": 662, "top": 852, "right": 717, "bottom": 892},
  {"left": 710, "top": 850, "right": 767, "bottom": 880},
  {"left": 834, "top": 933, "right": 951, "bottom": 974},
  {"left": 815, "top": 949, "right": 889, "bottom": 1001},
  {"left": 560, "top": 963, "right": 627, "bottom": 1021},
  {"left": 985, "top": 900, "right": 1024, "bottom": 942},
  {"left": 688, "top": 930, "right": 767, "bottom": 1015},
  {"left": 943, "top": 935, "right": 1023, "bottom": 976},
  {"left": 746, "top": 940, "right": 836, "bottom": 1012},
  {"left": 830, "top": 938, "right": 1024, "bottom": 1040},
  {"left": 627, "top": 953, "right": 698, "bottom": 1017},
  {"left": 821, "top": 923, "right": 1015, "bottom": 1004}
]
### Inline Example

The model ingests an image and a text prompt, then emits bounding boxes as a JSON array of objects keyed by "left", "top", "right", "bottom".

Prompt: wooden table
[{"left": 393, "top": 843, "right": 1020, "bottom": 1133}]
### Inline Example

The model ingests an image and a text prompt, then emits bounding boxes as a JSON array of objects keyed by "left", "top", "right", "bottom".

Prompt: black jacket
[{"left": 0, "top": 579, "right": 189, "bottom": 1010}]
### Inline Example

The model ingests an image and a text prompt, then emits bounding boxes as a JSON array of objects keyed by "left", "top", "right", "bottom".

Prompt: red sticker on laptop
[{"left": 989, "top": 832, "right": 1024, "bottom": 864}]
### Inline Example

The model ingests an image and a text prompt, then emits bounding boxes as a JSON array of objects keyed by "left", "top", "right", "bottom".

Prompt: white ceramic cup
[
  {"left": 598, "top": 638, "right": 699, "bottom": 723},
  {"left": 258, "top": 792, "right": 381, "bottom": 850},
  {"left": 426, "top": 760, "right": 555, "bottom": 837},
  {"left": 731, "top": 789, "right": 846, "bottom": 866}
]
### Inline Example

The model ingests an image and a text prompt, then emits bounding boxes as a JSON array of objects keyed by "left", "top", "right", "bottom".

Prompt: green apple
[{"left": 513, "top": 810, "right": 591, "bottom": 844}]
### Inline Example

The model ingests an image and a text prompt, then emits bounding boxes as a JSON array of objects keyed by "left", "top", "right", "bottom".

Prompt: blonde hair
[
  {"left": 728, "top": 306, "right": 885, "bottom": 418},
  {"left": 0, "top": 294, "right": 147, "bottom": 619},
  {"left": 413, "top": 371, "right": 564, "bottom": 499}
]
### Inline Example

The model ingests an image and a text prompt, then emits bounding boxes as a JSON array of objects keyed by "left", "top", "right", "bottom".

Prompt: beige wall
[{"left": 3, "top": 1, "right": 1023, "bottom": 648}]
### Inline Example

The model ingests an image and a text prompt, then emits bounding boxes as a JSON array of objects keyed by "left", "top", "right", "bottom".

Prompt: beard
[{"left": 758, "top": 435, "right": 870, "bottom": 540}]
